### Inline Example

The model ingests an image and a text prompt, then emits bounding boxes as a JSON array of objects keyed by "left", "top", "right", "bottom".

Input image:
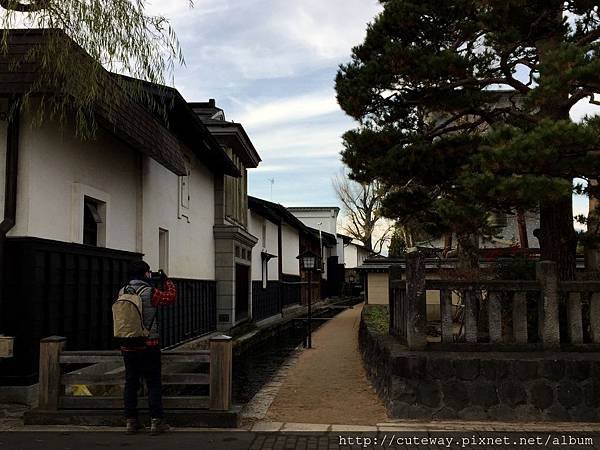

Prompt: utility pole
[{"left": 268, "top": 178, "right": 275, "bottom": 201}]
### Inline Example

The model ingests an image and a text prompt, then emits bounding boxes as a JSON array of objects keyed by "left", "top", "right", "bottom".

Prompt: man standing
[{"left": 118, "top": 260, "right": 176, "bottom": 435}]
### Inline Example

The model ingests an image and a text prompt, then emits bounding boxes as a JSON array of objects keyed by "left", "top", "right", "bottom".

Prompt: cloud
[
  {"left": 234, "top": 92, "right": 340, "bottom": 129},
  {"left": 144, "top": 1, "right": 381, "bottom": 208},
  {"left": 272, "top": 0, "right": 382, "bottom": 60}
]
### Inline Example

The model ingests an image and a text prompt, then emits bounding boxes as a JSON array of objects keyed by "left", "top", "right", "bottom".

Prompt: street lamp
[{"left": 297, "top": 250, "right": 320, "bottom": 348}]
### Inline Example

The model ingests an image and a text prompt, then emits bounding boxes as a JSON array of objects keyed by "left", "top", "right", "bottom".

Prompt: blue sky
[
  {"left": 148, "top": 0, "right": 383, "bottom": 207},
  {"left": 150, "top": 1, "right": 599, "bottom": 228}
]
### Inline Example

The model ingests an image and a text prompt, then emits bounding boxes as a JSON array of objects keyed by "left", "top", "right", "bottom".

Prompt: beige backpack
[{"left": 112, "top": 286, "right": 152, "bottom": 340}]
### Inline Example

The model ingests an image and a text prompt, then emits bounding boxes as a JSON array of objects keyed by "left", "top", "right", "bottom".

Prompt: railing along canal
[
  {"left": 37, "top": 335, "right": 233, "bottom": 412},
  {"left": 389, "top": 252, "right": 600, "bottom": 351}
]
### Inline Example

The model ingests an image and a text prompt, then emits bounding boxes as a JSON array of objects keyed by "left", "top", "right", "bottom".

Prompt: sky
[
  {"left": 147, "top": 0, "right": 383, "bottom": 208},
  {"left": 147, "top": 1, "right": 600, "bottom": 232}
]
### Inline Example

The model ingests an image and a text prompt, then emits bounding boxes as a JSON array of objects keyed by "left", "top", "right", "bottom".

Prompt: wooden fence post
[
  {"left": 38, "top": 336, "right": 66, "bottom": 410},
  {"left": 388, "top": 264, "right": 402, "bottom": 335},
  {"left": 536, "top": 261, "right": 560, "bottom": 348},
  {"left": 405, "top": 251, "right": 427, "bottom": 350},
  {"left": 210, "top": 335, "right": 232, "bottom": 411}
]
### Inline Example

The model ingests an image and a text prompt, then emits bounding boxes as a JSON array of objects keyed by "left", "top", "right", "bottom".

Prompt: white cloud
[
  {"left": 234, "top": 92, "right": 340, "bottom": 129},
  {"left": 272, "top": 0, "right": 382, "bottom": 60}
]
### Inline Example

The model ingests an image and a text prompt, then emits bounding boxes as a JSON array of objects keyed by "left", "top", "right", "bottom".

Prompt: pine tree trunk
[
  {"left": 457, "top": 233, "right": 479, "bottom": 276},
  {"left": 534, "top": 9, "right": 577, "bottom": 280},
  {"left": 516, "top": 209, "right": 529, "bottom": 249},
  {"left": 538, "top": 195, "right": 577, "bottom": 280},
  {"left": 586, "top": 181, "right": 600, "bottom": 272}
]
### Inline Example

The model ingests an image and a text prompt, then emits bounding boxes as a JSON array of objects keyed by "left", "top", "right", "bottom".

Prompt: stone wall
[{"left": 359, "top": 310, "right": 600, "bottom": 422}]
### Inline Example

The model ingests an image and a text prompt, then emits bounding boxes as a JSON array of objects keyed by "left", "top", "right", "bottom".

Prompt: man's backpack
[{"left": 112, "top": 286, "right": 153, "bottom": 344}]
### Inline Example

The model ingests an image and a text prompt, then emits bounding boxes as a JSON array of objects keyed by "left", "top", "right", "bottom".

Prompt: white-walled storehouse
[
  {"left": 288, "top": 206, "right": 346, "bottom": 297},
  {"left": 247, "top": 196, "right": 317, "bottom": 321},
  {"left": 0, "top": 30, "right": 260, "bottom": 387},
  {"left": 344, "top": 241, "right": 371, "bottom": 269},
  {"left": 190, "top": 100, "right": 261, "bottom": 330}
]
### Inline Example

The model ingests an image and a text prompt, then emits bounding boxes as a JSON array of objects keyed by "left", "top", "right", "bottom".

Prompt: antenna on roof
[{"left": 268, "top": 178, "right": 275, "bottom": 201}]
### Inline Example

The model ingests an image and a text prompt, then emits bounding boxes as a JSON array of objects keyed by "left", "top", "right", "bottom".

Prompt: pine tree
[{"left": 335, "top": 0, "right": 600, "bottom": 279}]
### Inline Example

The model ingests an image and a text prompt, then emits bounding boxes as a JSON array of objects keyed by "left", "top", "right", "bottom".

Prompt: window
[
  {"left": 262, "top": 258, "right": 268, "bottom": 289},
  {"left": 83, "top": 196, "right": 105, "bottom": 247},
  {"left": 262, "top": 221, "right": 267, "bottom": 249},
  {"left": 178, "top": 158, "right": 191, "bottom": 222},
  {"left": 159, "top": 228, "right": 169, "bottom": 273},
  {"left": 224, "top": 149, "right": 248, "bottom": 226}
]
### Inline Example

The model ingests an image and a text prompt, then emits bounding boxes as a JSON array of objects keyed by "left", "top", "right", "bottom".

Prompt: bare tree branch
[{"left": 333, "top": 172, "right": 387, "bottom": 253}]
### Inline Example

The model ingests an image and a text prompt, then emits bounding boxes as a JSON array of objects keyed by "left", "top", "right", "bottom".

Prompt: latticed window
[{"left": 224, "top": 149, "right": 248, "bottom": 227}]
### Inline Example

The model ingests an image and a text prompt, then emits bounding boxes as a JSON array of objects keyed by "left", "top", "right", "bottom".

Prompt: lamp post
[{"left": 297, "top": 250, "right": 320, "bottom": 349}]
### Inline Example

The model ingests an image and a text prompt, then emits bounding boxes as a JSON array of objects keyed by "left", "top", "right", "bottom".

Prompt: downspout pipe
[{"left": 0, "top": 96, "right": 21, "bottom": 328}]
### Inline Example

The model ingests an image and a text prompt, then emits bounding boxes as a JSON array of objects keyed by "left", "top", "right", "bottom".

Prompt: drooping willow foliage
[{"left": 0, "top": 0, "right": 192, "bottom": 137}]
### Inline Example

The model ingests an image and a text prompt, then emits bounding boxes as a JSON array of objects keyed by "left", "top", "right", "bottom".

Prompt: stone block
[
  {"left": 394, "top": 355, "right": 426, "bottom": 378},
  {"left": 557, "top": 381, "right": 583, "bottom": 409},
  {"left": 406, "top": 404, "right": 432, "bottom": 420},
  {"left": 470, "top": 382, "right": 499, "bottom": 408},
  {"left": 540, "top": 360, "right": 565, "bottom": 381},
  {"left": 583, "top": 380, "right": 600, "bottom": 408},
  {"left": 442, "top": 381, "right": 469, "bottom": 411},
  {"left": 390, "top": 377, "right": 416, "bottom": 404},
  {"left": 514, "top": 404, "right": 541, "bottom": 421},
  {"left": 512, "top": 360, "right": 538, "bottom": 380},
  {"left": 569, "top": 405, "right": 597, "bottom": 422},
  {"left": 388, "top": 400, "right": 410, "bottom": 418},
  {"left": 432, "top": 407, "right": 457, "bottom": 420},
  {"left": 416, "top": 380, "right": 442, "bottom": 408},
  {"left": 565, "top": 360, "right": 591, "bottom": 381},
  {"left": 530, "top": 381, "right": 554, "bottom": 410},
  {"left": 480, "top": 359, "right": 509, "bottom": 380},
  {"left": 454, "top": 359, "right": 480, "bottom": 381},
  {"left": 427, "top": 357, "right": 454, "bottom": 379},
  {"left": 498, "top": 381, "right": 527, "bottom": 407},
  {"left": 591, "top": 360, "right": 600, "bottom": 378},
  {"left": 457, "top": 406, "right": 488, "bottom": 421},
  {"left": 488, "top": 404, "right": 515, "bottom": 421},
  {"left": 544, "top": 404, "right": 570, "bottom": 421}
]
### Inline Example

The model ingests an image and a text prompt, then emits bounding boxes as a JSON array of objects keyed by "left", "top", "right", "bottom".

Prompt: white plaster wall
[
  {"left": 288, "top": 209, "right": 338, "bottom": 235},
  {"left": 5, "top": 111, "right": 216, "bottom": 281},
  {"left": 10, "top": 113, "right": 138, "bottom": 252},
  {"left": 142, "top": 157, "right": 215, "bottom": 280},
  {"left": 321, "top": 245, "right": 331, "bottom": 280},
  {"left": 336, "top": 237, "right": 345, "bottom": 262},
  {"left": 281, "top": 223, "right": 300, "bottom": 276},
  {"left": 367, "top": 273, "right": 389, "bottom": 305},
  {"left": 248, "top": 210, "right": 279, "bottom": 281},
  {"left": 345, "top": 244, "right": 358, "bottom": 268}
]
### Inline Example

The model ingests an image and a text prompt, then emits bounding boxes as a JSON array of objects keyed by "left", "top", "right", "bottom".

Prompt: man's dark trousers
[{"left": 122, "top": 346, "right": 164, "bottom": 419}]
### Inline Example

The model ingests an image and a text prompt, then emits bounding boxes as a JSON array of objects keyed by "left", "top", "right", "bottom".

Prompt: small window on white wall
[
  {"left": 262, "top": 258, "right": 268, "bottom": 289},
  {"left": 159, "top": 228, "right": 169, "bottom": 273},
  {"left": 83, "top": 196, "right": 106, "bottom": 247},
  {"left": 178, "top": 158, "right": 191, "bottom": 222}
]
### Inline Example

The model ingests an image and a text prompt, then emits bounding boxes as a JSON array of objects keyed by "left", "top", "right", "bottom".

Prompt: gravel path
[{"left": 264, "top": 303, "right": 388, "bottom": 425}]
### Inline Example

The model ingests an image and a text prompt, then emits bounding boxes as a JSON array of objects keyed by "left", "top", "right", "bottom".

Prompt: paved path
[{"left": 264, "top": 303, "right": 389, "bottom": 425}]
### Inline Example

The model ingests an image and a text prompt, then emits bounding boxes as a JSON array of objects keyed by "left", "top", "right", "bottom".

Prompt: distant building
[{"left": 288, "top": 206, "right": 346, "bottom": 297}]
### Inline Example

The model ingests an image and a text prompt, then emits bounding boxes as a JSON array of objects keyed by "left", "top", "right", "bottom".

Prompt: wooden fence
[
  {"left": 37, "top": 335, "right": 232, "bottom": 413},
  {"left": 389, "top": 251, "right": 600, "bottom": 351},
  {"left": 0, "top": 237, "right": 218, "bottom": 385}
]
